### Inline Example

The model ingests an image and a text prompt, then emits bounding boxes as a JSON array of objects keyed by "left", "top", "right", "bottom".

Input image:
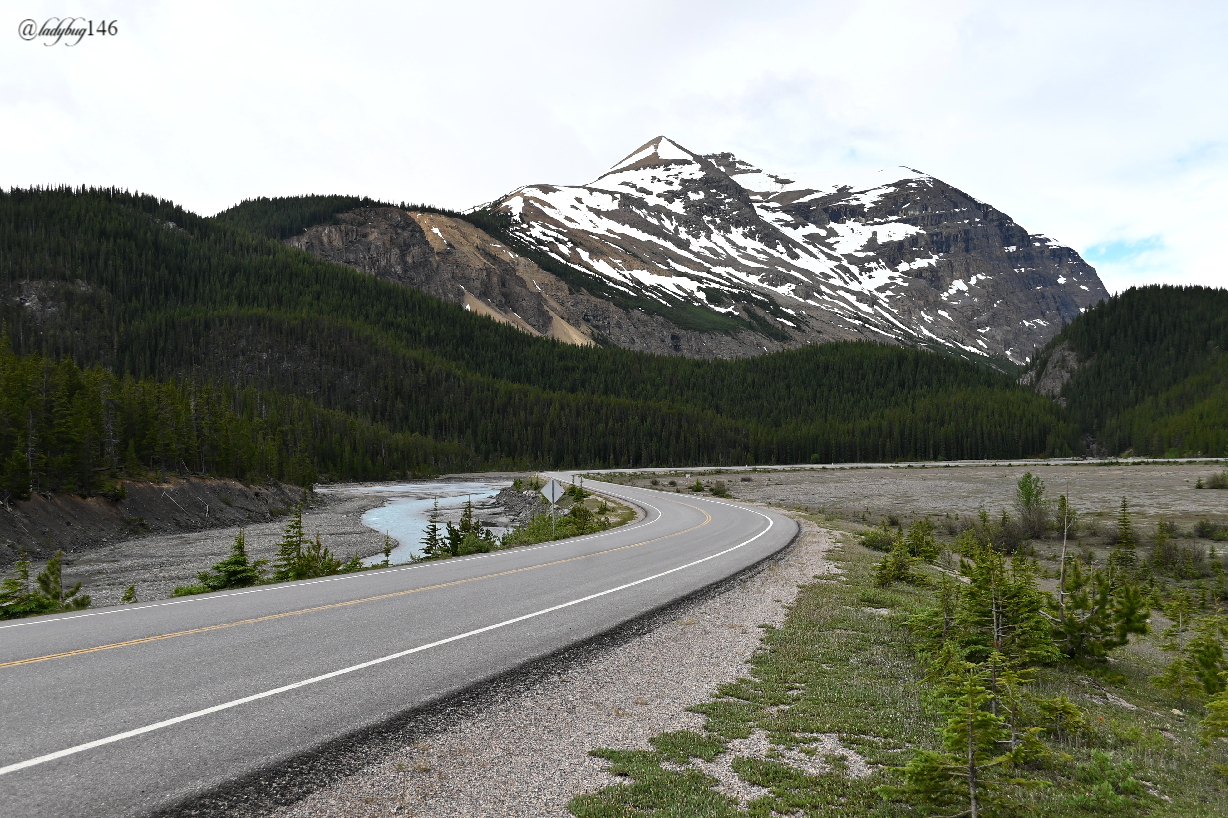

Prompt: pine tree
[
  {"left": 1034, "top": 691, "right": 1085, "bottom": 742},
  {"left": 1155, "top": 654, "right": 1203, "bottom": 699},
  {"left": 1202, "top": 672, "right": 1228, "bottom": 761},
  {"left": 1191, "top": 619, "right": 1228, "bottom": 696},
  {"left": 1, "top": 443, "right": 31, "bottom": 506},
  {"left": 0, "top": 553, "right": 36, "bottom": 619},
  {"left": 272, "top": 505, "right": 308, "bottom": 581},
  {"left": 196, "top": 530, "right": 267, "bottom": 591},
  {"left": 420, "top": 499, "right": 446, "bottom": 559},
  {"left": 874, "top": 537, "right": 918, "bottom": 587},
  {"left": 1047, "top": 559, "right": 1149, "bottom": 660},
  {"left": 1109, "top": 497, "right": 1138, "bottom": 575},
  {"left": 446, "top": 499, "right": 483, "bottom": 557},
  {"left": 120, "top": 584, "right": 137, "bottom": 603},
  {"left": 296, "top": 534, "right": 342, "bottom": 578},
  {"left": 955, "top": 542, "right": 1060, "bottom": 666},
  {"left": 33, "top": 550, "right": 90, "bottom": 613}
]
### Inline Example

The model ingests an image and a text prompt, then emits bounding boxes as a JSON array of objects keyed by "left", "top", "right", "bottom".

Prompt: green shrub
[
  {"left": 171, "top": 584, "right": 209, "bottom": 597},
  {"left": 860, "top": 522, "right": 897, "bottom": 552},
  {"left": 502, "top": 502, "right": 610, "bottom": 547},
  {"left": 1196, "top": 520, "right": 1228, "bottom": 541}
]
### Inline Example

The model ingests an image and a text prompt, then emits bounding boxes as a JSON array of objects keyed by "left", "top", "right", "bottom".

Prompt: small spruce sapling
[
  {"left": 1202, "top": 671, "right": 1228, "bottom": 771},
  {"left": 1108, "top": 497, "right": 1138, "bottom": 575},
  {"left": 1045, "top": 558, "right": 1149, "bottom": 660},
  {"left": 35, "top": 551, "right": 91, "bottom": 612},
  {"left": 121, "top": 584, "right": 137, "bottom": 603},
  {"left": 196, "top": 530, "right": 267, "bottom": 591},
  {"left": 886, "top": 663, "right": 1039, "bottom": 818},
  {"left": 272, "top": 505, "right": 309, "bottom": 581},
  {"left": 420, "top": 499, "right": 446, "bottom": 559},
  {"left": 874, "top": 537, "right": 919, "bottom": 587}
]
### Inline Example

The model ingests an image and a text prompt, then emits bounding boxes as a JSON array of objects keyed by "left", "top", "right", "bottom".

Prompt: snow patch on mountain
[{"left": 491, "top": 136, "right": 1108, "bottom": 363}]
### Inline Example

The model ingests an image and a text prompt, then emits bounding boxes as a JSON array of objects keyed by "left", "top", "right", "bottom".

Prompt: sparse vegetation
[
  {"left": 571, "top": 467, "right": 1228, "bottom": 816},
  {"left": 571, "top": 515, "right": 1228, "bottom": 817},
  {"left": 171, "top": 507, "right": 363, "bottom": 597}
]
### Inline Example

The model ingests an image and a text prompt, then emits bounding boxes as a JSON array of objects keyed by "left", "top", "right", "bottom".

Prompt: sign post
[{"left": 541, "top": 478, "right": 565, "bottom": 538}]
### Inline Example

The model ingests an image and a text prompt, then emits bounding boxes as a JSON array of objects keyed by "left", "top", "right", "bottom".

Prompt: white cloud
[{"left": 3, "top": 0, "right": 1225, "bottom": 292}]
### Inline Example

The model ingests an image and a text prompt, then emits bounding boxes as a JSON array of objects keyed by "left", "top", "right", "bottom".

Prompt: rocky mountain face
[
  {"left": 287, "top": 208, "right": 779, "bottom": 357},
  {"left": 290, "top": 136, "right": 1108, "bottom": 363},
  {"left": 496, "top": 136, "right": 1108, "bottom": 364}
]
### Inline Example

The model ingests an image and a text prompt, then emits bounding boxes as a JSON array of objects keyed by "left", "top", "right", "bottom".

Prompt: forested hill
[
  {"left": 1025, "top": 284, "right": 1228, "bottom": 457},
  {"left": 213, "top": 194, "right": 400, "bottom": 240},
  {"left": 0, "top": 186, "right": 1070, "bottom": 487}
]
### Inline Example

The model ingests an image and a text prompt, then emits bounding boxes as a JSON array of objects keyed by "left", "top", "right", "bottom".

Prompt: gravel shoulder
[{"left": 267, "top": 509, "right": 833, "bottom": 818}]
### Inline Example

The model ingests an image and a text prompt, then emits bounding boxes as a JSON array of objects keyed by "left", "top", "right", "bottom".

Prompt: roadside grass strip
[{"left": 570, "top": 518, "right": 1228, "bottom": 818}]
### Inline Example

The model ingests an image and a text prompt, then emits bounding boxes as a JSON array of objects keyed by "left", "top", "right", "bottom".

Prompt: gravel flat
[
  {"left": 689, "top": 461, "right": 1228, "bottom": 529},
  {"left": 60, "top": 493, "right": 392, "bottom": 607}
]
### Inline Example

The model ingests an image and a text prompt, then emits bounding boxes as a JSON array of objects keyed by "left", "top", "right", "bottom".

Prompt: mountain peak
[{"left": 600, "top": 136, "right": 701, "bottom": 177}]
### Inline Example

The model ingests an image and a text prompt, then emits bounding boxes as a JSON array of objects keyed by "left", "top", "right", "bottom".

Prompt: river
[{"left": 316, "top": 480, "right": 510, "bottom": 565}]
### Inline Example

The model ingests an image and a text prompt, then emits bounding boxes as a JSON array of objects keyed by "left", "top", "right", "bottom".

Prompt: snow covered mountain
[{"left": 492, "top": 136, "right": 1108, "bottom": 364}]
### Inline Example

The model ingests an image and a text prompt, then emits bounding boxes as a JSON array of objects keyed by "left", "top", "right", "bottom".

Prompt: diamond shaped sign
[{"left": 541, "top": 479, "right": 565, "bottom": 504}]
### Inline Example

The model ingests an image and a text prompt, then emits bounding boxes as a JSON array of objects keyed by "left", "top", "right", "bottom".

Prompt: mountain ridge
[{"left": 491, "top": 135, "right": 1108, "bottom": 364}]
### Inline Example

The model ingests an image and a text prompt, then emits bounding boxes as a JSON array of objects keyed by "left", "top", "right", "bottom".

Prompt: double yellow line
[{"left": 2, "top": 501, "right": 711, "bottom": 670}]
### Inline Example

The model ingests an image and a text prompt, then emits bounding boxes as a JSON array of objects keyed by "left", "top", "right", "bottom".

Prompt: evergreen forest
[
  {"left": 1031, "top": 284, "right": 1228, "bottom": 458},
  {"left": 1, "top": 186, "right": 1223, "bottom": 496}
]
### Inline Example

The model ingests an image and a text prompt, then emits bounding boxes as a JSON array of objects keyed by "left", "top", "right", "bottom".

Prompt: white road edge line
[
  {"left": 0, "top": 488, "right": 660, "bottom": 631},
  {"left": 0, "top": 497, "right": 777, "bottom": 777}
]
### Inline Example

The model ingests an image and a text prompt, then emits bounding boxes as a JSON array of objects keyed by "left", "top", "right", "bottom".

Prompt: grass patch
[{"left": 569, "top": 518, "right": 1228, "bottom": 817}]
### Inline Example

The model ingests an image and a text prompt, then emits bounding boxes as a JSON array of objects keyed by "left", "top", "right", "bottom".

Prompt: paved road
[{"left": 0, "top": 477, "right": 796, "bottom": 817}]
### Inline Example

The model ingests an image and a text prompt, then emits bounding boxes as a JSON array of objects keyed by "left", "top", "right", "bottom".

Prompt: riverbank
[
  {"left": 56, "top": 490, "right": 392, "bottom": 607},
  {"left": 0, "top": 477, "right": 308, "bottom": 567}
]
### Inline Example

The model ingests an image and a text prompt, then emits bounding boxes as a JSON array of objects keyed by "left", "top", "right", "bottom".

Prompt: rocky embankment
[
  {"left": 0, "top": 477, "right": 307, "bottom": 566},
  {"left": 491, "top": 487, "right": 549, "bottom": 526}
]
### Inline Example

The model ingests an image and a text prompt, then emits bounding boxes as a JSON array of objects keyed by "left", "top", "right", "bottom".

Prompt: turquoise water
[{"left": 318, "top": 481, "right": 508, "bottom": 565}]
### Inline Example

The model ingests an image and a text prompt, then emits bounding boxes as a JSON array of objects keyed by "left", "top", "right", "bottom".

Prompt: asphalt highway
[{"left": 0, "top": 476, "right": 797, "bottom": 817}]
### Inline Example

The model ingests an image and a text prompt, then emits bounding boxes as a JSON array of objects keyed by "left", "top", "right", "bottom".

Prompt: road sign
[{"left": 541, "top": 479, "right": 565, "bottom": 504}]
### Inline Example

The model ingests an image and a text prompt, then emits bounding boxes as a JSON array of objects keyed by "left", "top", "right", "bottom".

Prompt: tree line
[{"left": 0, "top": 337, "right": 475, "bottom": 501}]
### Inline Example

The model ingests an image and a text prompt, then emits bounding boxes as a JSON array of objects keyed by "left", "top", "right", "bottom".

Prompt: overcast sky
[{"left": 4, "top": 0, "right": 1225, "bottom": 292}]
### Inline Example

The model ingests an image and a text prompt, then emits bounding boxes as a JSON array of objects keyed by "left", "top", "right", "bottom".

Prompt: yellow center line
[{"left": 1, "top": 501, "right": 712, "bottom": 670}]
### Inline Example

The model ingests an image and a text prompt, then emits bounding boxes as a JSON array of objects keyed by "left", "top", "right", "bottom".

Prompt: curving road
[{"left": 0, "top": 477, "right": 796, "bottom": 817}]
